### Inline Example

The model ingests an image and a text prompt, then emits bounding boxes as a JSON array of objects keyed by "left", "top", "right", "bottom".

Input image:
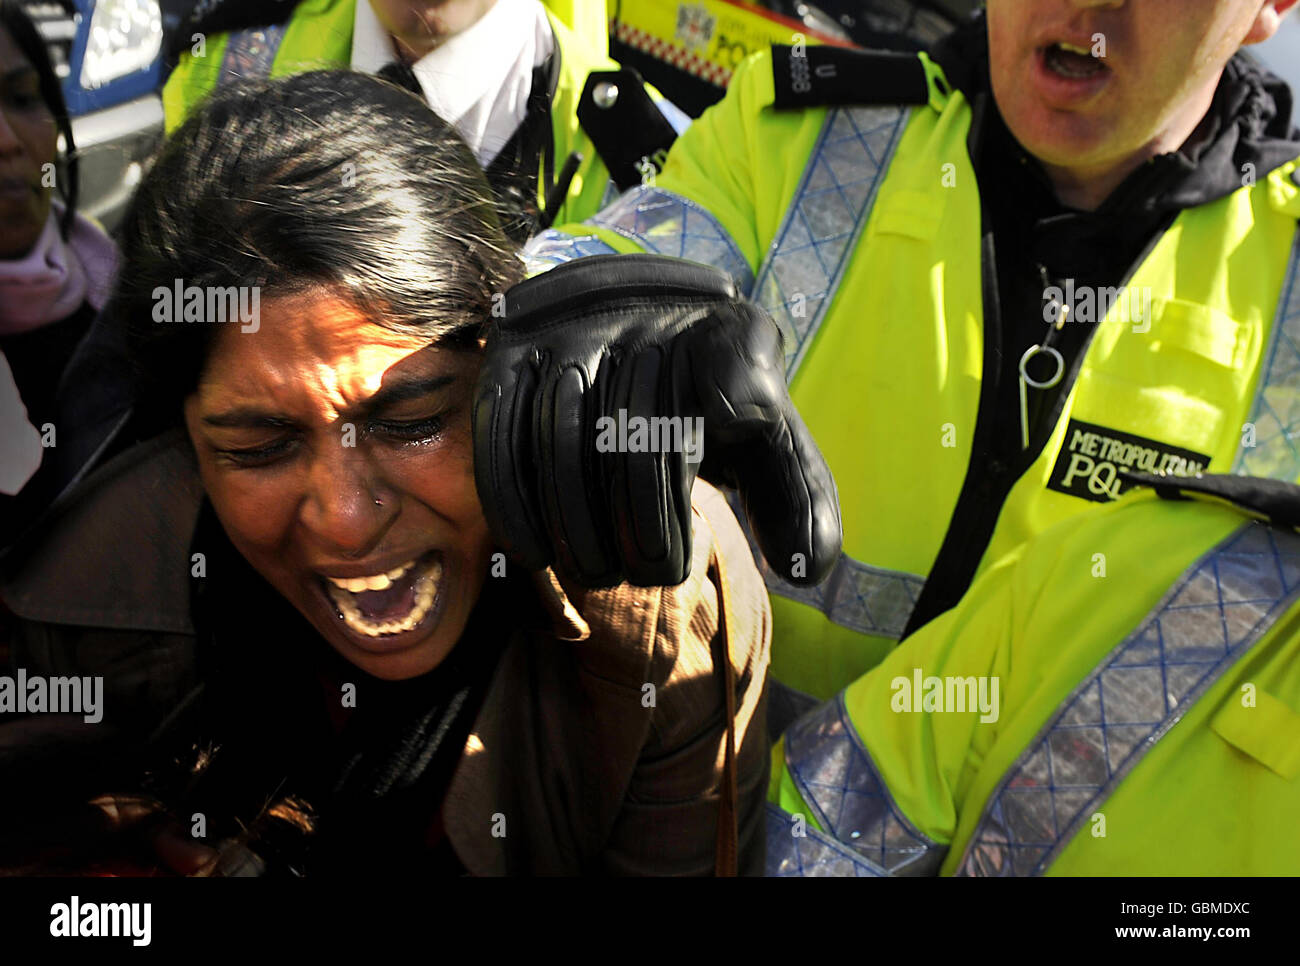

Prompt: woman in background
[{"left": 0, "top": 0, "right": 116, "bottom": 523}]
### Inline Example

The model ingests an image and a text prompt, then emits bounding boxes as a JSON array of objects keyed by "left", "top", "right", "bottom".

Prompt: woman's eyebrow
[
  {"left": 201, "top": 411, "right": 298, "bottom": 429},
  {"left": 364, "top": 374, "right": 456, "bottom": 411},
  {"left": 200, "top": 376, "right": 456, "bottom": 428}
]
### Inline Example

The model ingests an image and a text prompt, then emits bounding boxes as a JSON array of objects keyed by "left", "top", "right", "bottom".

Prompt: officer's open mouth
[
  {"left": 1042, "top": 42, "right": 1109, "bottom": 80},
  {"left": 318, "top": 550, "right": 444, "bottom": 638}
]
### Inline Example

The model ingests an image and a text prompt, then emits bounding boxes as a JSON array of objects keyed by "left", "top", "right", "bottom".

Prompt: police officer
[
  {"left": 768, "top": 472, "right": 1300, "bottom": 875},
  {"left": 163, "top": 0, "right": 687, "bottom": 237},
  {"left": 482, "top": 0, "right": 1300, "bottom": 716}
]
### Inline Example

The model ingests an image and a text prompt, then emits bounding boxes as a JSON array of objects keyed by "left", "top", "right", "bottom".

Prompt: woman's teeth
[
  {"left": 324, "top": 557, "right": 443, "bottom": 637},
  {"left": 325, "top": 560, "right": 415, "bottom": 593}
]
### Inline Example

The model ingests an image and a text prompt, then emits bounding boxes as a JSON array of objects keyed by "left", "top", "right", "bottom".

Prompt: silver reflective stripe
[
  {"left": 598, "top": 178, "right": 622, "bottom": 210},
  {"left": 583, "top": 186, "right": 755, "bottom": 291},
  {"left": 752, "top": 105, "right": 909, "bottom": 378},
  {"left": 767, "top": 549, "right": 925, "bottom": 641},
  {"left": 1234, "top": 227, "right": 1300, "bottom": 478},
  {"left": 727, "top": 490, "right": 923, "bottom": 640},
  {"left": 217, "top": 25, "right": 287, "bottom": 86},
  {"left": 725, "top": 107, "right": 919, "bottom": 635},
  {"left": 777, "top": 692, "right": 948, "bottom": 875},
  {"left": 521, "top": 230, "right": 621, "bottom": 276},
  {"left": 956, "top": 521, "right": 1300, "bottom": 876},
  {"left": 765, "top": 803, "right": 886, "bottom": 877}
]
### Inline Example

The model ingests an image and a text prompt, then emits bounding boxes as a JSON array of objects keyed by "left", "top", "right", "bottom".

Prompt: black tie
[{"left": 377, "top": 60, "right": 423, "bottom": 96}]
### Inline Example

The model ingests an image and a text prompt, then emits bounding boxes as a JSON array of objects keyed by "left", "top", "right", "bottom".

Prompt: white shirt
[{"left": 351, "top": 0, "right": 555, "bottom": 167}]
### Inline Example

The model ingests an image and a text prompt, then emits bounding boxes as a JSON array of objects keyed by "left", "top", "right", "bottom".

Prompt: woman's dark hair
[
  {"left": 0, "top": 0, "right": 78, "bottom": 238},
  {"left": 112, "top": 69, "right": 522, "bottom": 423}
]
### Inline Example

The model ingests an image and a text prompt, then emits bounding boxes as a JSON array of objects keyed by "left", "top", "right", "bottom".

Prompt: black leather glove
[{"left": 473, "top": 254, "right": 842, "bottom": 588}]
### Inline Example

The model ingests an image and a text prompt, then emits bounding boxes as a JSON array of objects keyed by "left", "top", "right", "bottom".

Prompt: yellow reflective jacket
[{"left": 768, "top": 480, "right": 1300, "bottom": 875}]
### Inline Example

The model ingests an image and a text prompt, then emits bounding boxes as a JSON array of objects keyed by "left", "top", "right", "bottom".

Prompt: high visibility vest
[
  {"left": 162, "top": 0, "right": 620, "bottom": 226},
  {"left": 765, "top": 484, "right": 1300, "bottom": 875},
  {"left": 531, "top": 48, "right": 1300, "bottom": 700}
]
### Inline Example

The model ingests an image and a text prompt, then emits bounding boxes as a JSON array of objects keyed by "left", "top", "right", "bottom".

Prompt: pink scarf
[
  {"left": 0, "top": 202, "right": 117, "bottom": 494},
  {"left": 0, "top": 200, "right": 118, "bottom": 335}
]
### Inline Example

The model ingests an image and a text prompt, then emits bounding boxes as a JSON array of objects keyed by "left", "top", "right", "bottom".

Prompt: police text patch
[{"left": 1047, "top": 419, "right": 1210, "bottom": 503}]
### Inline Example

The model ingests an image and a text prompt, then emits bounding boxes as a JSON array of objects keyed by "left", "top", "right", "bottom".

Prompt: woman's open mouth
[{"left": 316, "top": 550, "right": 446, "bottom": 649}]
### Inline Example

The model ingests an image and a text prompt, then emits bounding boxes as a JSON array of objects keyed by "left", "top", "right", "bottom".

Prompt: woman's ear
[
  {"left": 182, "top": 392, "right": 201, "bottom": 444},
  {"left": 1243, "top": 0, "right": 1299, "bottom": 46}
]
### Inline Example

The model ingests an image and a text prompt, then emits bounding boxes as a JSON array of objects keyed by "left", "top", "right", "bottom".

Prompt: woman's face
[
  {"left": 0, "top": 24, "right": 56, "bottom": 258},
  {"left": 183, "top": 288, "right": 495, "bottom": 681}
]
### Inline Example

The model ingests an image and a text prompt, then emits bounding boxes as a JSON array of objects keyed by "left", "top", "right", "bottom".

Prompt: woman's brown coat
[{"left": 0, "top": 431, "right": 771, "bottom": 874}]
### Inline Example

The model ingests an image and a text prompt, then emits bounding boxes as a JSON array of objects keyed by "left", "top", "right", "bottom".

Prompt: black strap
[
  {"left": 706, "top": 552, "right": 739, "bottom": 877},
  {"left": 770, "top": 44, "right": 932, "bottom": 110},
  {"left": 577, "top": 67, "right": 679, "bottom": 192},
  {"left": 1121, "top": 470, "right": 1300, "bottom": 531},
  {"left": 484, "top": 52, "right": 561, "bottom": 242}
]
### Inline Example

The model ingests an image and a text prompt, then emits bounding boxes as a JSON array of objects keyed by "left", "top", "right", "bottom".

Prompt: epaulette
[
  {"left": 770, "top": 44, "right": 931, "bottom": 110},
  {"left": 1122, "top": 470, "right": 1300, "bottom": 531},
  {"left": 577, "top": 67, "right": 680, "bottom": 192}
]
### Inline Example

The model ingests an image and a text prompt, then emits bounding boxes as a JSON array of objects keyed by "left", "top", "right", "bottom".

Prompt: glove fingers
[
  {"left": 473, "top": 365, "right": 551, "bottom": 570},
  {"left": 609, "top": 346, "right": 694, "bottom": 586},
  {"left": 691, "top": 301, "right": 843, "bottom": 586},
  {"left": 539, "top": 363, "right": 617, "bottom": 586},
  {"left": 738, "top": 407, "right": 842, "bottom": 586}
]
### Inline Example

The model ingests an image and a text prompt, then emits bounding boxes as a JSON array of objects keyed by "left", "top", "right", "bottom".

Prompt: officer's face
[
  {"left": 0, "top": 25, "right": 56, "bottom": 259},
  {"left": 368, "top": 0, "right": 498, "bottom": 60},
  {"left": 987, "top": 0, "right": 1295, "bottom": 205},
  {"left": 183, "top": 288, "right": 495, "bottom": 682}
]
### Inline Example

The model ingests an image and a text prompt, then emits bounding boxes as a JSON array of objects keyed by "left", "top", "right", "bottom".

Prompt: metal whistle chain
[
  {"left": 1018, "top": 344, "right": 1065, "bottom": 450},
  {"left": 1019, "top": 269, "right": 1068, "bottom": 450}
]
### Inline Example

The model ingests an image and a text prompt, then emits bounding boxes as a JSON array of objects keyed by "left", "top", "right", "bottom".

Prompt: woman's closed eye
[
  {"left": 369, "top": 412, "right": 446, "bottom": 444},
  {"left": 213, "top": 412, "right": 449, "bottom": 468},
  {"left": 213, "top": 436, "right": 297, "bottom": 467}
]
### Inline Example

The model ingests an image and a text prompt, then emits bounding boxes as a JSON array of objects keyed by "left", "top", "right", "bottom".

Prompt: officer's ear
[{"left": 1241, "top": 0, "right": 1299, "bottom": 46}]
